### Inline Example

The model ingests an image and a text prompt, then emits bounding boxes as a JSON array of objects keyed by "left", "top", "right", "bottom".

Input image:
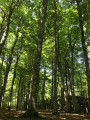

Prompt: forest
[{"left": 0, "top": 0, "right": 90, "bottom": 120}]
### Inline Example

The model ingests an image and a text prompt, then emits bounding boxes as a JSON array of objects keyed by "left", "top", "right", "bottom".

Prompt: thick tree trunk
[
  {"left": 0, "top": 30, "right": 19, "bottom": 108},
  {"left": 68, "top": 27, "right": 78, "bottom": 112},
  {"left": 23, "top": 78, "right": 26, "bottom": 110},
  {"left": 57, "top": 33, "right": 65, "bottom": 110},
  {"left": 71, "top": 48, "right": 77, "bottom": 112},
  {"left": 31, "top": 0, "right": 48, "bottom": 105},
  {"left": 19, "top": 78, "right": 24, "bottom": 109},
  {"left": 26, "top": 76, "right": 31, "bottom": 110},
  {"left": 64, "top": 59, "right": 70, "bottom": 112},
  {"left": 8, "top": 54, "right": 19, "bottom": 110},
  {"left": 76, "top": 0, "right": 90, "bottom": 110},
  {"left": 61, "top": 73, "right": 65, "bottom": 110},
  {"left": 21, "top": 0, "right": 48, "bottom": 118},
  {"left": 53, "top": 0, "right": 58, "bottom": 114}
]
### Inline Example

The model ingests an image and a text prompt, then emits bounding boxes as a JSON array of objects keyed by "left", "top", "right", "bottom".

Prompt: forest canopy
[{"left": 0, "top": 0, "right": 90, "bottom": 117}]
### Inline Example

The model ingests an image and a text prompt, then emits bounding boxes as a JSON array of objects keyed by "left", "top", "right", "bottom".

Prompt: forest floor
[{"left": 0, "top": 109, "right": 90, "bottom": 120}]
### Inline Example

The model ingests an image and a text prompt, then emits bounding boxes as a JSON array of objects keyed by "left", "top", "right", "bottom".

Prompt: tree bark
[
  {"left": 41, "top": 66, "right": 46, "bottom": 109},
  {"left": 8, "top": 54, "right": 20, "bottom": 110},
  {"left": 53, "top": 0, "right": 58, "bottom": 114},
  {"left": 0, "top": 54, "right": 4, "bottom": 86},
  {"left": 51, "top": 60, "right": 54, "bottom": 109},
  {"left": 0, "top": 29, "right": 19, "bottom": 108},
  {"left": 76, "top": 0, "right": 90, "bottom": 109},
  {"left": 68, "top": 28, "right": 78, "bottom": 112},
  {"left": 16, "top": 76, "right": 22, "bottom": 110},
  {"left": 57, "top": 32, "right": 65, "bottom": 110},
  {"left": 21, "top": 0, "right": 48, "bottom": 118}
]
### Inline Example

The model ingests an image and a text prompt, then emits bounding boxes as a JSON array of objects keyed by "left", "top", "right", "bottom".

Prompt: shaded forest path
[{"left": 0, "top": 109, "right": 90, "bottom": 120}]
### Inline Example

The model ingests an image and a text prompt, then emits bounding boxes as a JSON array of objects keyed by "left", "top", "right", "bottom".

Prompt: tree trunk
[
  {"left": 76, "top": 0, "right": 90, "bottom": 110},
  {"left": 0, "top": 0, "right": 20, "bottom": 54},
  {"left": 26, "top": 76, "right": 31, "bottom": 110},
  {"left": 53, "top": 0, "right": 58, "bottom": 114},
  {"left": 57, "top": 32, "right": 65, "bottom": 110},
  {"left": 21, "top": 0, "right": 48, "bottom": 118},
  {"left": 41, "top": 66, "right": 46, "bottom": 109},
  {"left": 8, "top": 54, "right": 20, "bottom": 110},
  {"left": 51, "top": 60, "right": 54, "bottom": 109},
  {"left": 19, "top": 78, "right": 24, "bottom": 109},
  {"left": 16, "top": 76, "right": 22, "bottom": 110},
  {"left": 65, "top": 59, "right": 69, "bottom": 96},
  {"left": 68, "top": 27, "right": 79, "bottom": 112},
  {"left": 0, "top": 1, "right": 13, "bottom": 54},
  {"left": 79, "top": 73, "right": 83, "bottom": 96},
  {"left": 0, "top": 8, "right": 6, "bottom": 36},
  {"left": 64, "top": 59, "right": 70, "bottom": 112},
  {"left": 71, "top": 48, "right": 77, "bottom": 112},
  {"left": 0, "top": 29, "right": 19, "bottom": 108},
  {"left": 0, "top": 54, "right": 4, "bottom": 87}
]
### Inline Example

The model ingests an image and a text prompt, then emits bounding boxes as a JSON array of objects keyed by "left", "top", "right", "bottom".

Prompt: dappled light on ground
[{"left": 0, "top": 109, "right": 90, "bottom": 120}]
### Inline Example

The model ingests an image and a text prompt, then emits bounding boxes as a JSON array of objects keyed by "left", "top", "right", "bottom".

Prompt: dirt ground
[{"left": 0, "top": 109, "right": 90, "bottom": 120}]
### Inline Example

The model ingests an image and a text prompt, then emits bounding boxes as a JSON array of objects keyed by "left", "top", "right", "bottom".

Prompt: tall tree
[
  {"left": 68, "top": 27, "right": 78, "bottom": 112},
  {"left": 21, "top": 0, "right": 48, "bottom": 117},
  {"left": 76, "top": 0, "right": 90, "bottom": 109},
  {"left": 0, "top": 28, "right": 19, "bottom": 108},
  {"left": 8, "top": 53, "right": 20, "bottom": 110},
  {"left": 53, "top": 0, "right": 58, "bottom": 114}
]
